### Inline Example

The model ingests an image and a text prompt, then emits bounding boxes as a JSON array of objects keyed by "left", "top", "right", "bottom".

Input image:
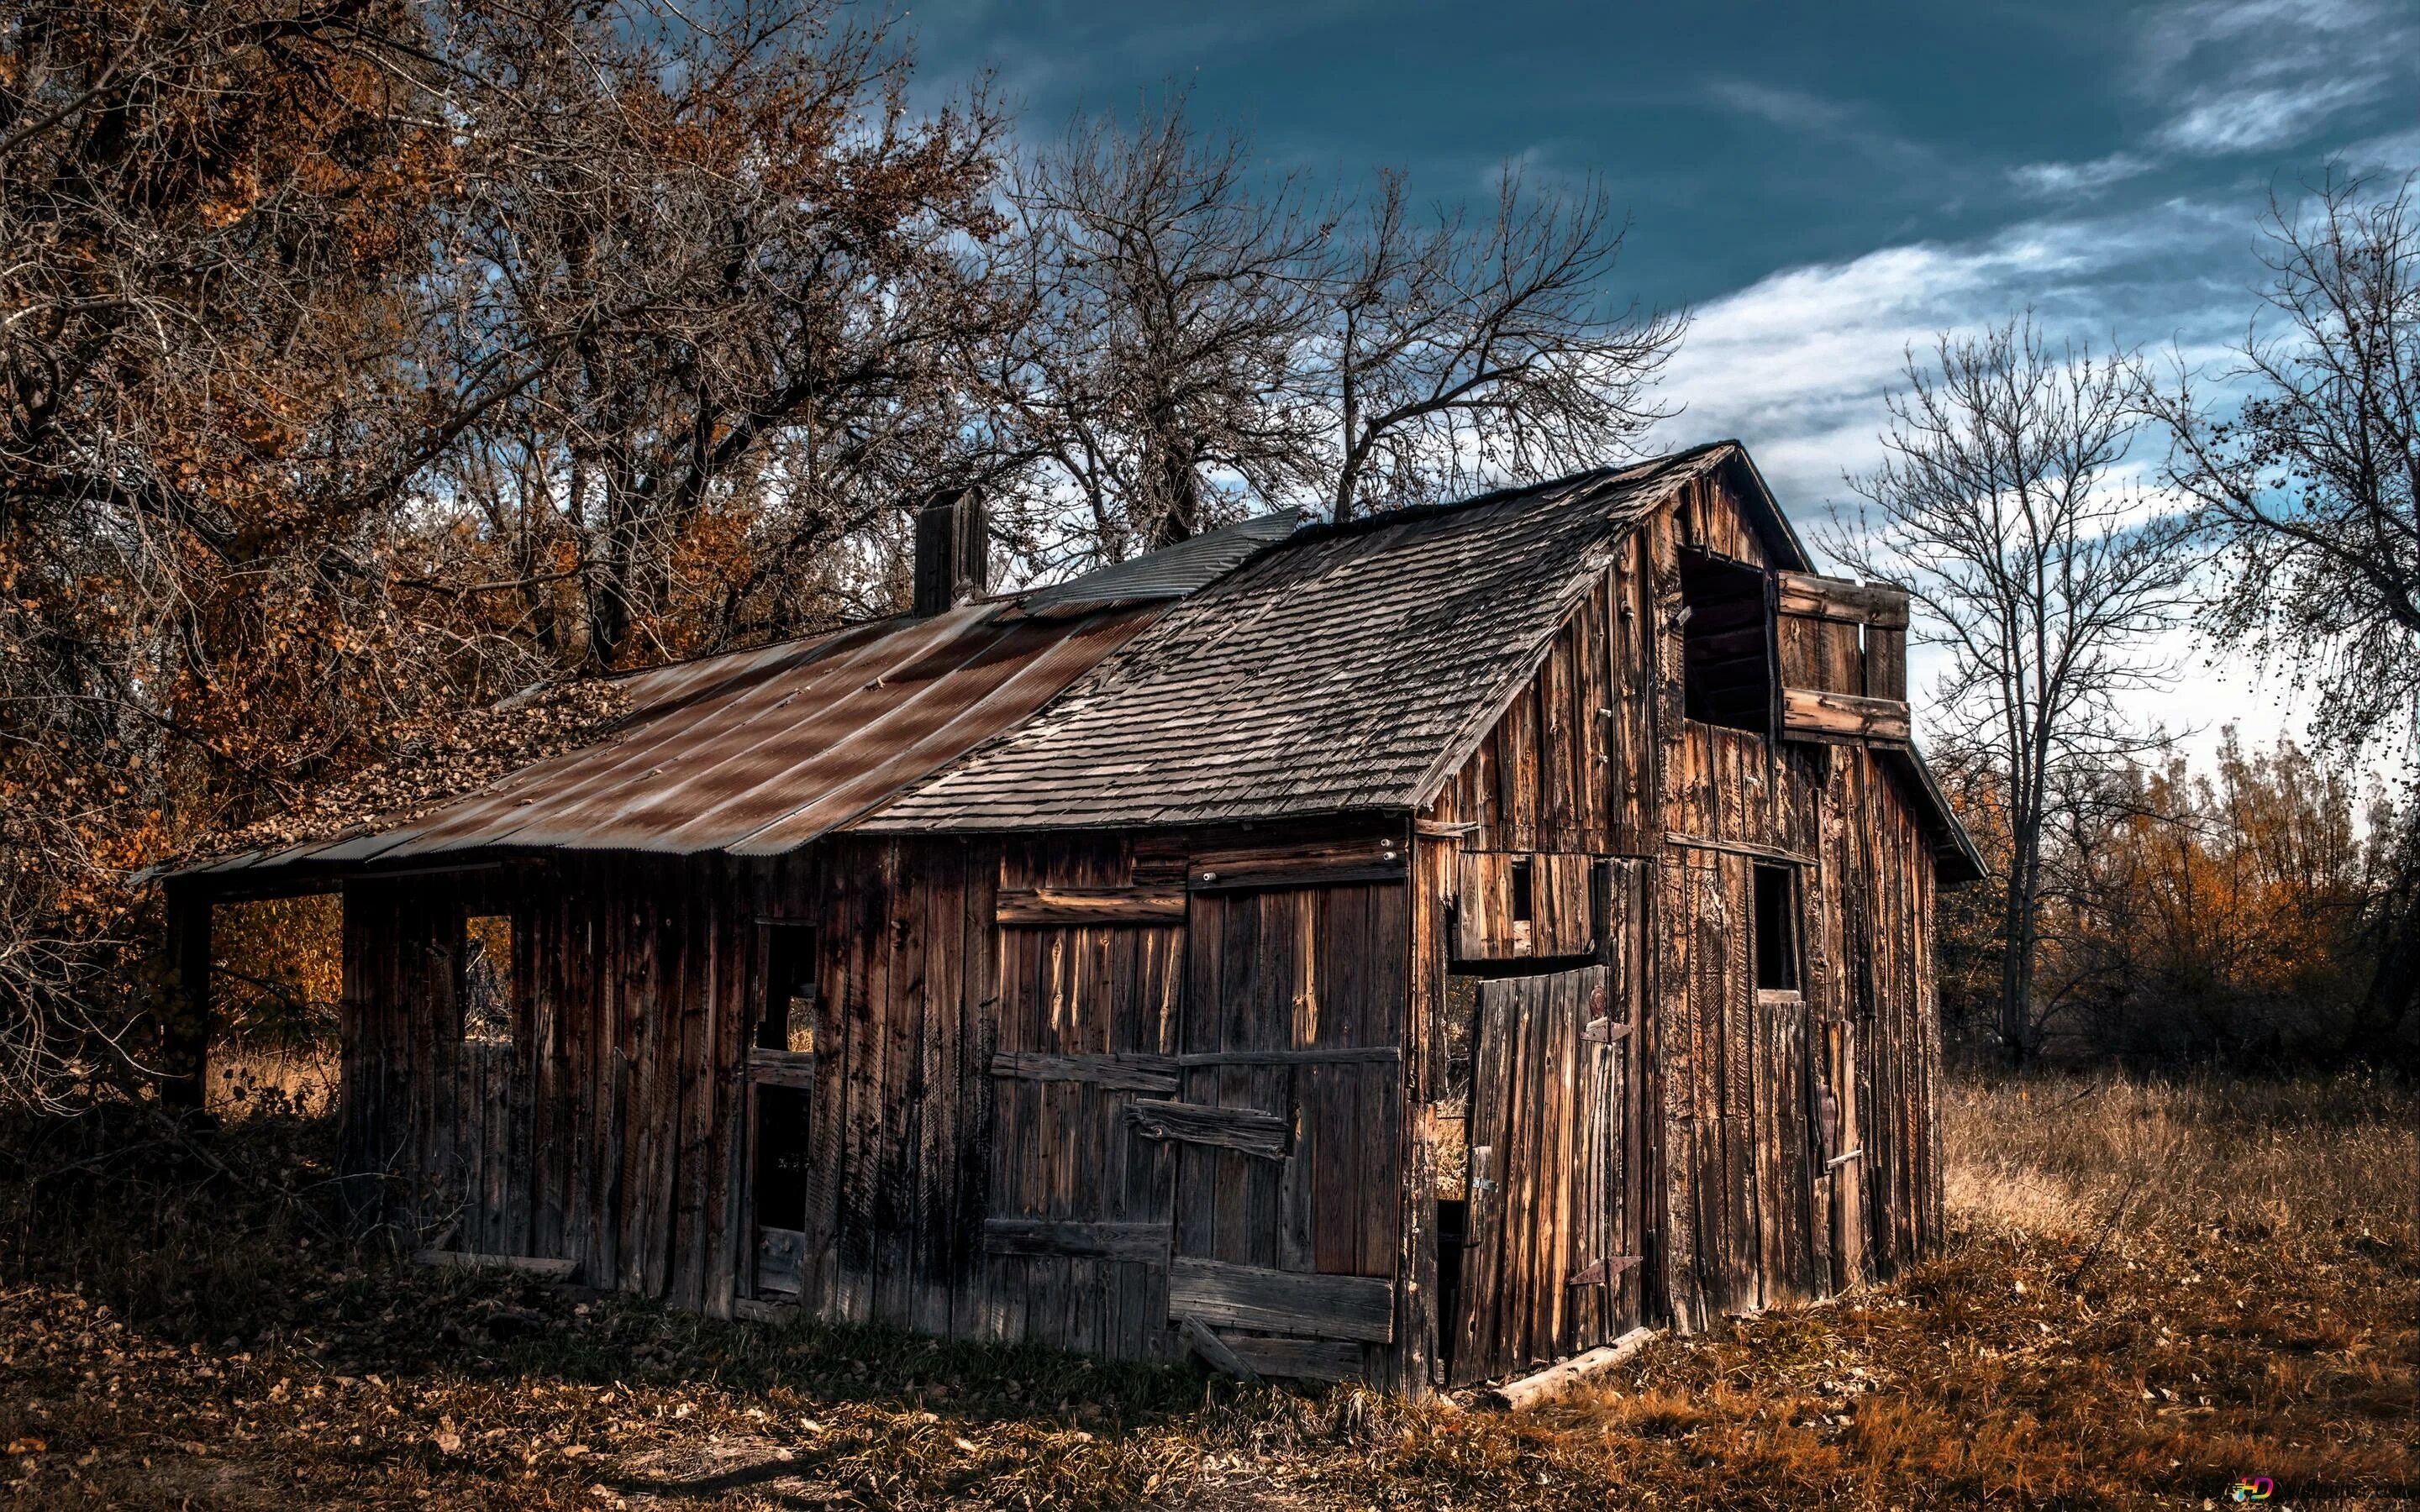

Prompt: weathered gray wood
[
  {"left": 995, "top": 886, "right": 1186, "bottom": 926},
  {"left": 988, "top": 1050, "right": 1181, "bottom": 1095},
  {"left": 981, "top": 1218, "right": 1171, "bottom": 1261},
  {"left": 1664, "top": 832, "right": 1817, "bottom": 867},
  {"left": 1127, "top": 1099, "right": 1291, "bottom": 1159},
  {"left": 410, "top": 1248, "right": 577, "bottom": 1281},
  {"left": 1486, "top": 1326, "right": 1656, "bottom": 1411},
  {"left": 1189, "top": 863, "right": 1407, "bottom": 892},
  {"left": 1187, "top": 837, "right": 1406, "bottom": 893},
  {"left": 1171, "top": 1047, "right": 1402, "bottom": 1068},
  {"left": 755, "top": 1227, "right": 805, "bottom": 1294},
  {"left": 1166, "top": 1257, "right": 1396, "bottom": 1343},
  {"left": 731, "top": 1297, "right": 797, "bottom": 1324},
  {"left": 1224, "top": 1332, "right": 1365, "bottom": 1383},
  {"left": 745, "top": 1047, "right": 816, "bottom": 1089},
  {"left": 1178, "top": 1315, "right": 1261, "bottom": 1382}
]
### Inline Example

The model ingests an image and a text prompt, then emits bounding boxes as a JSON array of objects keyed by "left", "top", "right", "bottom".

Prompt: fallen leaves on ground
[{"left": 1, "top": 1076, "right": 2412, "bottom": 1509}]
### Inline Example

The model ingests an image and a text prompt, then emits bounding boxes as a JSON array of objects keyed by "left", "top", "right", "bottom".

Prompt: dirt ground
[{"left": 1, "top": 1073, "right": 2412, "bottom": 1509}]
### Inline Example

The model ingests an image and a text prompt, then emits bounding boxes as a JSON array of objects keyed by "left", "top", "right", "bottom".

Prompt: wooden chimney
[{"left": 913, "top": 488, "right": 989, "bottom": 617}]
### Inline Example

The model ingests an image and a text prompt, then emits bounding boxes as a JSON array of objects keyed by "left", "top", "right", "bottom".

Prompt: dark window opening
[
  {"left": 752, "top": 1085, "right": 812, "bottom": 1231},
  {"left": 461, "top": 914, "right": 516, "bottom": 1044},
  {"left": 1508, "top": 858, "right": 1534, "bottom": 924},
  {"left": 760, "top": 923, "right": 817, "bottom": 1053},
  {"left": 1753, "top": 864, "right": 1799, "bottom": 993},
  {"left": 1680, "top": 548, "right": 1771, "bottom": 732}
]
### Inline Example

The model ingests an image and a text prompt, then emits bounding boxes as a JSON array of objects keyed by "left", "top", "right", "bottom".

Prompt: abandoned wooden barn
[{"left": 160, "top": 440, "right": 1981, "bottom": 1393}]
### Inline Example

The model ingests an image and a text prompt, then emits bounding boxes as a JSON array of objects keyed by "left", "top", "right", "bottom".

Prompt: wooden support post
[{"left": 160, "top": 883, "right": 212, "bottom": 1113}]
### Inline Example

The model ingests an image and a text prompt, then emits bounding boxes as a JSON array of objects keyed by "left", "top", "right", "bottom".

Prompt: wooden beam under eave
[{"left": 1775, "top": 571, "right": 1911, "bottom": 627}]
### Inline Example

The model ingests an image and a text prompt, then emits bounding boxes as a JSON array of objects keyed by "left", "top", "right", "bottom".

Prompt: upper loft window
[{"left": 1679, "top": 548, "right": 1771, "bottom": 732}]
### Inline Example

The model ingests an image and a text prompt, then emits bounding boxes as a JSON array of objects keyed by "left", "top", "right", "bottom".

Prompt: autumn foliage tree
[
  {"left": 1933, "top": 736, "right": 2395, "bottom": 1068},
  {"left": 0, "top": 0, "right": 1008, "bottom": 1108}
]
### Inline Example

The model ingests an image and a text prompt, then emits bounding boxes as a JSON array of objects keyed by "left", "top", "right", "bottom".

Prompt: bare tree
[
  {"left": 2142, "top": 172, "right": 2420, "bottom": 1060},
  {"left": 1827, "top": 318, "right": 2195, "bottom": 1064},
  {"left": 1319, "top": 168, "right": 1683, "bottom": 518},
  {"left": 0, "top": 0, "right": 1009, "bottom": 1108},
  {"left": 987, "top": 97, "right": 1686, "bottom": 571},
  {"left": 991, "top": 95, "right": 1325, "bottom": 563}
]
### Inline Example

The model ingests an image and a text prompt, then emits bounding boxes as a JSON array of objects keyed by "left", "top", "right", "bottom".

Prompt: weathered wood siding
[
  {"left": 339, "top": 823, "right": 1421, "bottom": 1383},
  {"left": 1416, "top": 460, "right": 1945, "bottom": 1375},
  {"left": 1649, "top": 469, "right": 1942, "bottom": 1325},
  {"left": 340, "top": 856, "right": 765, "bottom": 1315}
]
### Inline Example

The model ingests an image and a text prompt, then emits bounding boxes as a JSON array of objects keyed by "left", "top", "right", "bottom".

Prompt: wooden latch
[{"left": 1582, "top": 1017, "right": 1634, "bottom": 1044}]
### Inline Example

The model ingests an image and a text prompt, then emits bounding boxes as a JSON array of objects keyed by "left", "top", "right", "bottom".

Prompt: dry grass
[{"left": 1, "top": 1072, "right": 2412, "bottom": 1509}]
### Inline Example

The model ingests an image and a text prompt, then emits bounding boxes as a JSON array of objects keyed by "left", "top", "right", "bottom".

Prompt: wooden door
[
  {"left": 1449, "top": 860, "right": 1647, "bottom": 1384},
  {"left": 1160, "top": 882, "right": 1404, "bottom": 1383},
  {"left": 743, "top": 921, "right": 818, "bottom": 1299},
  {"left": 981, "top": 871, "right": 1186, "bottom": 1361}
]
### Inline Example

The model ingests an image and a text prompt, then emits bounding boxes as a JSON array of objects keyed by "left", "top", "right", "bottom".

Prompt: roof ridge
[{"left": 1267, "top": 442, "right": 1736, "bottom": 553}]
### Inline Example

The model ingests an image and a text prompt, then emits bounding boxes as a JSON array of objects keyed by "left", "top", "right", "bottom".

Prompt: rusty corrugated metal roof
[{"left": 177, "top": 598, "right": 1163, "bottom": 879}]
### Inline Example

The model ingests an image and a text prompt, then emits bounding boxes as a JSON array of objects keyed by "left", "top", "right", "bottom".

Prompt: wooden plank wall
[
  {"left": 982, "top": 832, "right": 1183, "bottom": 1361},
  {"left": 1647, "top": 473, "right": 1944, "bottom": 1329},
  {"left": 1411, "top": 458, "right": 1948, "bottom": 1370},
  {"left": 1434, "top": 533, "right": 1657, "bottom": 855},
  {"left": 340, "top": 855, "right": 770, "bottom": 1315},
  {"left": 336, "top": 823, "right": 1426, "bottom": 1384},
  {"left": 1176, "top": 874, "right": 1409, "bottom": 1382},
  {"left": 795, "top": 836, "right": 1003, "bottom": 1336}
]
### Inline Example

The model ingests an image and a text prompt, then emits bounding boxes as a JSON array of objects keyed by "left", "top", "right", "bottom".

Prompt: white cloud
[
  {"left": 2136, "top": 0, "right": 2417, "bottom": 156},
  {"left": 2007, "top": 153, "right": 2157, "bottom": 199},
  {"left": 2153, "top": 80, "right": 2384, "bottom": 155}
]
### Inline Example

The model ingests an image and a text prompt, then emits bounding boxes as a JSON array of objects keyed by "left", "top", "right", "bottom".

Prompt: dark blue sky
[
  {"left": 905, "top": 0, "right": 2413, "bottom": 309},
  {"left": 902, "top": 0, "right": 2417, "bottom": 751}
]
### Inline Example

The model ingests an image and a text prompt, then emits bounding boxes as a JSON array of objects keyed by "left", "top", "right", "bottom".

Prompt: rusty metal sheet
[{"left": 213, "top": 600, "right": 1162, "bottom": 877}]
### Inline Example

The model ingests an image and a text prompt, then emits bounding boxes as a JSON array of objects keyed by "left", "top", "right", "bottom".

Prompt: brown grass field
[{"left": 1, "top": 1073, "right": 2413, "bottom": 1509}]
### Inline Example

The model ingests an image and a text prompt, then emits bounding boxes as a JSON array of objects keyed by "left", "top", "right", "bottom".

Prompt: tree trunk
[
  {"left": 1997, "top": 834, "right": 2040, "bottom": 1067},
  {"left": 2358, "top": 811, "right": 2420, "bottom": 1073}
]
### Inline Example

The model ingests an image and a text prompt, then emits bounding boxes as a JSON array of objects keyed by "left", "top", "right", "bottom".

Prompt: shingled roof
[{"left": 863, "top": 448, "right": 1731, "bottom": 832}]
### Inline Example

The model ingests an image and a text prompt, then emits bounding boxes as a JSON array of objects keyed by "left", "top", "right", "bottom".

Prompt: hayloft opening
[
  {"left": 1679, "top": 549, "right": 1771, "bottom": 732},
  {"left": 461, "top": 914, "right": 517, "bottom": 1044},
  {"left": 1753, "top": 864, "right": 1799, "bottom": 993}
]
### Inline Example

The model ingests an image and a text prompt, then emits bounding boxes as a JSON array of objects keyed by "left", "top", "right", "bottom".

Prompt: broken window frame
[{"left": 459, "top": 911, "right": 518, "bottom": 1045}]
